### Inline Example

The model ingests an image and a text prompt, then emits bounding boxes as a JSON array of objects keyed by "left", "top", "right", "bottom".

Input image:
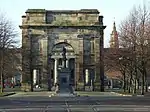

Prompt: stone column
[
  {"left": 90, "top": 39, "right": 94, "bottom": 54},
  {"left": 66, "top": 58, "right": 69, "bottom": 68},
  {"left": 54, "top": 58, "right": 58, "bottom": 84},
  {"left": 110, "top": 79, "right": 113, "bottom": 89},
  {"left": 62, "top": 59, "right": 64, "bottom": 67},
  {"left": 85, "top": 69, "right": 89, "bottom": 84},
  {"left": 39, "top": 67, "right": 42, "bottom": 86},
  {"left": 33, "top": 69, "right": 37, "bottom": 85}
]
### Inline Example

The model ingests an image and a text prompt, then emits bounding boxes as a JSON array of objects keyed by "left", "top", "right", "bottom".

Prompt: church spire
[
  {"left": 109, "top": 20, "right": 119, "bottom": 48},
  {"left": 113, "top": 21, "right": 116, "bottom": 32}
]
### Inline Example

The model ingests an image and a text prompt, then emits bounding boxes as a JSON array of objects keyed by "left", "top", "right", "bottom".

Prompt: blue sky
[{"left": 0, "top": 0, "right": 148, "bottom": 47}]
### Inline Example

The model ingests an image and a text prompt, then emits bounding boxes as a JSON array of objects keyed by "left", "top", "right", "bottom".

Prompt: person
[
  {"left": 55, "top": 83, "right": 59, "bottom": 93},
  {"left": 69, "top": 84, "right": 74, "bottom": 94}
]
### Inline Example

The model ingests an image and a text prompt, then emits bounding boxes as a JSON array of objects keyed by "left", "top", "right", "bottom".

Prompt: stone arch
[
  {"left": 53, "top": 41, "right": 77, "bottom": 54},
  {"left": 52, "top": 42, "right": 74, "bottom": 50},
  {"left": 51, "top": 42, "right": 75, "bottom": 56},
  {"left": 50, "top": 42, "right": 76, "bottom": 86}
]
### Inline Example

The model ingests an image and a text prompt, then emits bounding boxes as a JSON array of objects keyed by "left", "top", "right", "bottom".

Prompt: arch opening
[{"left": 50, "top": 42, "right": 76, "bottom": 87}]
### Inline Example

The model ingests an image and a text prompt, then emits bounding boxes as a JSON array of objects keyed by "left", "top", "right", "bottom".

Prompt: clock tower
[{"left": 109, "top": 21, "right": 119, "bottom": 48}]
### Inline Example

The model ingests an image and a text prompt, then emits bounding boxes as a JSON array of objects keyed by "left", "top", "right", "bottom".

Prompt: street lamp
[
  {"left": 28, "top": 28, "right": 33, "bottom": 92},
  {"left": 99, "top": 32, "right": 105, "bottom": 92},
  {"left": 48, "top": 53, "right": 52, "bottom": 91}
]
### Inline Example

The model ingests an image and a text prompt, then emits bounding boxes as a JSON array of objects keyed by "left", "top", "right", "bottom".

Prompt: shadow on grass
[{"left": 0, "top": 92, "right": 16, "bottom": 97}]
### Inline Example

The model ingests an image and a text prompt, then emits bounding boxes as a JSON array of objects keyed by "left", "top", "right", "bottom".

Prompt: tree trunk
[
  {"left": 0, "top": 50, "right": 4, "bottom": 93},
  {"left": 141, "top": 69, "right": 145, "bottom": 95},
  {"left": 128, "top": 71, "right": 133, "bottom": 93},
  {"left": 145, "top": 80, "right": 148, "bottom": 92},
  {"left": 134, "top": 69, "right": 138, "bottom": 94},
  {"left": 141, "top": 64, "right": 147, "bottom": 95},
  {"left": 128, "top": 76, "right": 132, "bottom": 93},
  {"left": 126, "top": 78, "right": 129, "bottom": 90},
  {"left": 0, "top": 71, "right": 4, "bottom": 93},
  {"left": 123, "top": 72, "right": 126, "bottom": 92},
  {"left": 141, "top": 74, "right": 145, "bottom": 95},
  {"left": 133, "top": 79, "right": 137, "bottom": 94},
  {"left": 145, "top": 70, "right": 148, "bottom": 92},
  {"left": 137, "top": 78, "right": 140, "bottom": 90},
  {"left": 30, "top": 68, "right": 33, "bottom": 92}
]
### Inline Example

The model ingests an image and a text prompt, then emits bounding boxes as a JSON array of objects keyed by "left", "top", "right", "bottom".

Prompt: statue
[
  {"left": 62, "top": 46, "right": 67, "bottom": 68},
  {"left": 54, "top": 46, "right": 75, "bottom": 95}
]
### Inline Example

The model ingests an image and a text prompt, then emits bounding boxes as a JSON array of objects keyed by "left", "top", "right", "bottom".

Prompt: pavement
[{"left": 0, "top": 91, "right": 150, "bottom": 112}]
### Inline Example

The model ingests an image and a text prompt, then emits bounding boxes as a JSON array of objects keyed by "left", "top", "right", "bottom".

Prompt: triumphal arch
[{"left": 20, "top": 9, "right": 106, "bottom": 91}]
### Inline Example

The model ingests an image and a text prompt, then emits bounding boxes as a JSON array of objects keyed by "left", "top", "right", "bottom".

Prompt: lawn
[
  {"left": 106, "top": 88, "right": 142, "bottom": 95},
  {"left": 0, "top": 92, "right": 6, "bottom": 97},
  {"left": 117, "top": 90, "right": 142, "bottom": 95}
]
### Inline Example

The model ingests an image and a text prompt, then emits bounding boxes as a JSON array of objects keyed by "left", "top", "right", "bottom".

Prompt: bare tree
[
  {"left": 118, "top": 4, "right": 150, "bottom": 95},
  {"left": 0, "top": 13, "right": 18, "bottom": 93},
  {"left": 105, "top": 4, "right": 150, "bottom": 95},
  {"left": 104, "top": 47, "right": 130, "bottom": 92}
]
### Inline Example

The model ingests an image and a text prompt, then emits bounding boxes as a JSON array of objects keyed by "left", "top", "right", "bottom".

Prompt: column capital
[
  {"left": 66, "top": 57, "right": 70, "bottom": 60},
  {"left": 54, "top": 58, "right": 59, "bottom": 60}
]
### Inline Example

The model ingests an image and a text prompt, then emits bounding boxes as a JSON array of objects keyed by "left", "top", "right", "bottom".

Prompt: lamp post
[
  {"left": 119, "top": 57, "right": 125, "bottom": 91},
  {"left": 28, "top": 28, "right": 33, "bottom": 92},
  {"left": 48, "top": 53, "right": 52, "bottom": 91},
  {"left": 99, "top": 31, "right": 104, "bottom": 92},
  {"left": 98, "top": 16, "right": 105, "bottom": 92}
]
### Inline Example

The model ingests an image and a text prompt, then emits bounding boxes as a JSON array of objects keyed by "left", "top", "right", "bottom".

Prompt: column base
[
  {"left": 21, "top": 83, "right": 32, "bottom": 92},
  {"left": 94, "top": 82, "right": 100, "bottom": 91},
  {"left": 76, "top": 82, "right": 84, "bottom": 91}
]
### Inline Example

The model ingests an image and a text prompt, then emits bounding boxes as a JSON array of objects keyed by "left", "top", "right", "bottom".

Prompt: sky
[{"left": 0, "top": 0, "right": 148, "bottom": 47}]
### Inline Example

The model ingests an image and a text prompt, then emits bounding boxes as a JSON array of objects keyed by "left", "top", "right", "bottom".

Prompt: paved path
[
  {"left": 0, "top": 92, "right": 150, "bottom": 112},
  {"left": 7, "top": 91, "right": 126, "bottom": 97},
  {"left": 0, "top": 105, "right": 150, "bottom": 112}
]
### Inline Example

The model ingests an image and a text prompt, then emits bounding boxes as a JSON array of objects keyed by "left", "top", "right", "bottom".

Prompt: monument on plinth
[{"left": 55, "top": 47, "right": 75, "bottom": 96}]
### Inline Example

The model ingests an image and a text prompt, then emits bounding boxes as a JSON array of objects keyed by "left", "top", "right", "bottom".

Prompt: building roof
[{"left": 26, "top": 9, "right": 99, "bottom": 14}]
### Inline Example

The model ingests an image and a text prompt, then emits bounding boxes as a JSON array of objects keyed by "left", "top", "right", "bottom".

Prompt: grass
[
  {"left": 118, "top": 90, "right": 142, "bottom": 95},
  {"left": 0, "top": 87, "right": 17, "bottom": 97},
  {"left": 0, "top": 92, "right": 16, "bottom": 97},
  {"left": 0, "top": 92, "right": 7, "bottom": 97},
  {"left": 117, "top": 91, "right": 134, "bottom": 95},
  {"left": 106, "top": 88, "right": 143, "bottom": 95},
  {"left": 75, "top": 91, "right": 107, "bottom": 96}
]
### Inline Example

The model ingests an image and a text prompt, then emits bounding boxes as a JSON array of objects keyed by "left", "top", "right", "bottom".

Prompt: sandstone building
[{"left": 19, "top": 9, "right": 106, "bottom": 91}]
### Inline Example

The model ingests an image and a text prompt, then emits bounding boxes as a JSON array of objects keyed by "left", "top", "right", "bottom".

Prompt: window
[
  {"left": 85, "top": 15, "right": 88, "bottom": 20},
  {"left": 79, "top": 17, "right": 82, "bottom": 21},
  {"left": 46, "top": 14, "right": 55, "bottom": 23},
  {"left": 53, "top": 16, "right": 56, "bottom": 21}
]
